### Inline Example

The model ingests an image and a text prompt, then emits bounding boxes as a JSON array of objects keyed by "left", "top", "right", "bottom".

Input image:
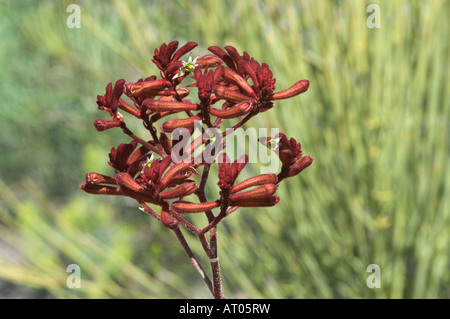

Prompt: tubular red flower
[
  {"left": 93, "top": 119, "right": 121, "bottom": 131},
  {"left": 170, "top": 41, "right": 198, "bottom": 64},
  {"left": 172, "top": 200, "right": 221, "bottom": 214},
  {"left": 116, "top": 172, "right": 157, "bottom": 204},
  {"left": 229, "top": 195, "right": 280, "bottom": 207},
  {"left": 85, "top": 172, "right": 117, "bottom": 185},
  {"left": 195, "top": 54, "right": 223, "bottom": 69},
  {"left": 230, "top": 174, "right": 278, "bottom": 194},
  {"left": 159, "top": 182, "right": 198, "bottom": 199},
  {"left": 108, "top": 141, "right": 151, "bottom": 176},
  {"left": 96, "top": 79, "right": 125, "bottom": 117},
  {"left": 210, "top": 101, "right": 253, "bottom": 119},
  {"left": 208, "top": 46, "right": 237, "bottom": 70},
  {"left": 161, "top": 116, "right": 201, "bottom": 133},
  {"left": 143, "top": 99, "right": 199, "bottom": 112},
  {"left": 118, "top": 99, "right": 140, "bottom": 117},
  {"left": 158, "top": 162, "right": 195, "bottom": 191},
  {"left": 229, "top": 184, "right": 278, "bottom": 205},
  {"left": 213, "top": 85, "right": 251, "bottom": 103},
  {"left": 160, "top": 203, "right": 179, "bottom": 230},
  {"left": 80, "top": 182, "right": 122, "bottom": 196},
  {"left": 270, "top": 80, "right": 310, "bottom": 100},
  {"left": 288, "top": 155, "right": 314, "bottom": 177},
  {"left": 223, "top": 68, "right": 258, "bottom": 99},
  {"left": 124, "top": 79, "right": 171, "bottom": 96},
  {"left": 175, "top": 88, "right": 191, "bottom": 98}
]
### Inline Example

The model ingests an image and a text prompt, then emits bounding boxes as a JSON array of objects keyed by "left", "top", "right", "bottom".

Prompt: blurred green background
[{"left": 0, "top": 0, "right": 448, "bottom": 298}]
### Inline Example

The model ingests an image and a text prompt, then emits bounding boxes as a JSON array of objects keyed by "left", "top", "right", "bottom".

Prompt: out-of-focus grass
[{"left": 0, "top": 0, "right": 448, "bottom": 298}]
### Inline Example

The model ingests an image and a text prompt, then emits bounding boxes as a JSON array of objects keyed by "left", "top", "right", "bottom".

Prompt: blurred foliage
[{"left": 0, "top": 0, "right": 449, "bottom": 298}]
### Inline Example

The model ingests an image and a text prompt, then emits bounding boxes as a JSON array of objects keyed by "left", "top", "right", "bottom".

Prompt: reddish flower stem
[
  {"left": 173, "top": 228, "right": 213, "bottom": 296},
  {"left": 119, "top": 122, "right": 166, "bottom": 157},
  {"left": 195, "top": 163, "right": 225, "bottom": 298}
]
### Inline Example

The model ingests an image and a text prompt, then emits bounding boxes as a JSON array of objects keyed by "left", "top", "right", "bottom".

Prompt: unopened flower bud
[
  {"left": 161, "top": 203, "right": 179, "bottom": 230},
  {"left": 223, "top": 68, "right": 258, "bottom": 99},
  {"left": 270, "top": 80, "right": 309, "bottom": 100},
  {"left": 196, "top": 54, "right": 223, "bottom": 68},
  {"left": 80, "top": 182, "right": 122, "bottom": 196},
  {"left": 85, "top": 172, "right": 117, "bottom": 185},
  {"left": 230, "top": 195, "right": 280, "bottom": 207},
  {"left": 159, "top": 182, "right": 198, "bottom": 199},
  {"left": 288, "top": 156, "right": 313, "bottom": 177},
  {"left": 231, "top": 174, "right": 278, "bottom": 194},
  {"left": 210, "top": 101, "right": 253, "bottom": 119},
  {"left": 93, "top": 119, "right": 121, "bottom": 131},
  {"left": 229, "top": 184, "right": 278, "bottom": 206},
  {"left": 162, "top": 116, "right": 201, "bottom": 133},
  {"left": 172, "top": 200, "right": 221, "bottom": 214},
  {"left": 214, "top": 86, "right": 252, "bottom": 103},
  {"left": 124, "top": 79, "right": 170, "bottom": 96},
  {"left": 116, "top": 172, "right": 157, "bottom": 204},
  {"left": 158, "top": 162, "right": 195, "bottom": 191},
  {"left": 143, "top": 99, "right": 199, "bottom": 112}
]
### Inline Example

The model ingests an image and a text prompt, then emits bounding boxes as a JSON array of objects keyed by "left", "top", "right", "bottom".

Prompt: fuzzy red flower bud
[
  {"left": 118, "top": 99, "right": 140, "bottom": 117},
  {"left": 196, "top": 54, "right": 223, "bottom": 69},
  {"left": 115, "top": 172, "right": 157, "bottom": 204},
  {"left": 170, "top": 41, "right": 198, "bottom": 64},
  {"left": 210, "top": 101, "right": 253, "bottom": 119},
  {"left": 213, "top": 86, "right": 251, "bottom": 103},
  {"left": 223, "top": 68, "right": 258, "bottom": 99},
  {"left": 159, "top": 182, "right": 198, "bottom": 199},
  {"left": 162, "top": 116, "right": 201, "bottom": 133},
  {"left": 158, "top": 162, "right": 196, "bottom": 191},
  {"left": 270, "top": 80, "right": 310, "bottom": 100},
  {"left": 161, "top": 203, "right": 179, "bottom": 230},
  {"left": 85, "top": 172, "right": 117, "bottom": 185},
  {"left": 230, "top": 174, "right": 278, "bottom": 194},
  {"left": 229, "top": 184, "right": 278, "bottom": 206},
  {"left": 124, "top": 79, "right": 171, "bottom": 96},
  {"left": 93, "top": 119, "right": 121, "bottom": 131},
  {"left": 229, "top": 195, "right": 280, "bottom": 207},
  {"left": 172, "top": 200, "right": 221, "bottom": 214},
  {"left": 143, "top": 99, "right": 199, "bottom": 112},
  {"left": 288, "top": 155, "right": 313, "bottom": 177},
  {"left": 80, "top": 182, "right": 122, "bottom": 196}
]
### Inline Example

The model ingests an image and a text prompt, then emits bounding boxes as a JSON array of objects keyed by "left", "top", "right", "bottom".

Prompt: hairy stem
[
  {"left": 195, "top": 163, "right": 226, "bottom": 299},
  {"left": 173, "top": 228, "right": 213, "bottom": 296}
]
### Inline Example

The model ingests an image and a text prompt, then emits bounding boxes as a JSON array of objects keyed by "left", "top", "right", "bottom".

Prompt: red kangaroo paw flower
[
  {"left": 229, "top": 195, "right": 280, "bottom": 207},
  {"left": 288, "top": 155, "right": 314, "bottom": 177},
  {"left": 162, "top": 116, "right": 201, "bottom": 133},
  {"left": 271, "top": 80, "right": 310, "bottom": 100},
  {"left": 230, "top": 174, "right": 278, "bottom": 194},
  {"left": 160, "top": 203, "right": 179, "bottom": 230},
  {"left": 210, "top": 101, "right": 253, "bottom": 119},
  {"left": 143, "top": 99, "right": 199, "bottom": 112},
  {"left": 159, "top": 182, "right": 198, "bottom": 199},
  {"left": 172, "top": 200, "right": 221, "bottom": 214},
  {"left": 229, "top": 184, "right": 278, "bottom": 206}
]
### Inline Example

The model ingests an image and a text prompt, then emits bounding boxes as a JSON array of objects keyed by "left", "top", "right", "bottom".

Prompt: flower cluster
[{"left": 80, "top": 41, "right": 313, "bottom": 298}]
